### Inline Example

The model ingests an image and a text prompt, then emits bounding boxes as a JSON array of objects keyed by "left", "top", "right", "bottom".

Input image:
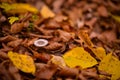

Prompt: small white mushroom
[{"left": 34, "top": 39, "right": 48, "bottom": 47}]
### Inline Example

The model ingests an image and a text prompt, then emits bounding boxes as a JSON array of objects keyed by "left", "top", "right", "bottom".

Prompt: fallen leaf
[
  {"left": 10, "top": 23, "right": 24, "bottom": 34},
  {"left": 99, "top": 75, "right": 111, "bottom": 80},
  {"left": 49, "top": 55, "right": 66, "bottom": 68},
  {"left": 78, "top": 31, "right": 106, "bottom": 60},
  {"left": 40, "top": 5, "right": 55, "bottom": 18},
  {"left": 57, "top": 66, "right": 79, "bottom": 77},
  {"left": 63, "top": 47, "right": 98, "bottom": 69},
  {"left": 35, "top": 63, "right": 58, "bottom": 80},
  {"left": 0, "top": 3, "right": 38, "bottom": 14},
  {"left": 91, "top": 47, "right": 106, "bottom": 60},
  {"left": 78, "top": 30, "right": 94, "bottom": 48},
  {"left": 97, "top": 6, "right": 108, "bottom": 17},
  {"left": 110, "top": 14, "right": 120, "bottom": 23},
  {"left": 8, "top": 51, "right": 36, "bottom": 74},
  {"left": 8, "top": 16, "right": 19, "bottom": 24},
  {"left": 98, "top": 53, "right": 120, "bottom": 80}
]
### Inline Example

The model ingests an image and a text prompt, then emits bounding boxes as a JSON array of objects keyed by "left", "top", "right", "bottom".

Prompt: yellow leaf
[
  {"left": 0, "top": 3, "right": 38, "bottom": 14},
  {"left": 111, "top": 14, "right": 120, "bottom": 23},
  {"left": 91, "top": 47, "right": 106, "bottom": 60},
  {"left": 63, "top": 47, "right": 98, "bottom": 69},
  {"left": 99, "top": 53, "right": 120, "bottom": 80},
  {"left": 40, "top": 5, "right": 55, "bottom": 18},
  {"left": 99, "top": 75, "right": 111, "bottom": 79},
  {"left": 8, "top": 17, "right": 19, "bottom": 24},
  {"left": 49, "top": 55, "right": 66, "bottom": 68},
  {"left": 78, "top": 30, "right": 94, "bottom": 48},
  {"left": 8, "top": 51, "right": 36, "bottom": 74}
]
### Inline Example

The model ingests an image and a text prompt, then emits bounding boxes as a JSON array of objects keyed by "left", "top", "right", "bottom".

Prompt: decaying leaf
[
  {"left": 91, "top": 47, "right": 106, "bottom": 60},
  {"left": 40, "top": 5, "right": 55, "bottom": 18},
  {"left": 10, "top": 23, "right": 24, "bottom": 34},
  {"left": 57, "top": 67, "right": 79, "bottom": 78},
  {"left": 0, "top": 3, "right": 38, "bottom": 14},
  {"left": 63, "top": 47, "right": 98, "bottom": 69},
  {"left": 8, "top": 17, "right": 19, "bottom": 24},
  {"left": 35, "top": 63, "right": 58, "bottom": 80},
  {"left": 99, "top": 53, "right": 120, "bottom": 80},
  {"left": 49, "top": 55, "right": 66, "bottom": 68},
  {"left": 8, "top": 51, "right": 36, "bottom": 74}
]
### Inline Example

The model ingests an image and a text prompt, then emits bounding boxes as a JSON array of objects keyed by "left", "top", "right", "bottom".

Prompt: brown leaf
[
  {"left": 7, "top": 39, "right": 23, "bottom": 47},
  {"left": 44, "top": 42, "right": 63, "bottom": 51},
  {"left": 11, "top": 23, "right": 24, "bottom": 34},
  {"left": 85, "top": 17, "right": 97, "bottom": 29},
  {"left": 34, "top": 25, "right": 54, "bottom": 36},
  {"left": 57, "top": 67, "right": 79, "bottom": 78},
  {"left": 45, "top": 19, "right": 60, "bottom": 29},
  {"left": 97, "top": 6, "right": 108, "bottom": 17},
  {"left": 53, "top": 0, "right": 64, "bottom": 13},
  {"left": 26, "top": 38, "right": 38, "bottom": 47},
  {"left": 54, "top": 14, "right": 68, "bottom": 22},
  {"left": 35, "top": 63, "right": 58, "bottom": 80},
  {"left": 0, "top": 50, "right": 8, "bottom": 59},
  {"left": 81, "top": 68, "right": 98, "bottom": 78},
  {"left": 0, "top": 35, "right": 17, "bottom": 42},
  {"left": 0, "top": 43, "right": 13, "bottom": 52},
  {"left": 98, "top": 30, "right": 117, "bottom": 42},
  {"left": 8, "top": 63, "right": 21, "bottom": 80},
  {"left": 57, "top": 30, "right": 72, "bottom": 42}
]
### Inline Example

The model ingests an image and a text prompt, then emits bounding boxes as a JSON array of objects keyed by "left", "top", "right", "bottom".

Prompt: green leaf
[{"left": 27, "top": 22, "right": 34, "bottom": 31}]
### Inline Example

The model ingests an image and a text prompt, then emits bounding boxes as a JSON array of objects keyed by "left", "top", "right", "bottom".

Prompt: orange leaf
[
  {"left": 78, "top": 30, "right": 94, "bottom": 48},
  {"left": 40, "top": 5, "right": 55, "bottom": 18}
]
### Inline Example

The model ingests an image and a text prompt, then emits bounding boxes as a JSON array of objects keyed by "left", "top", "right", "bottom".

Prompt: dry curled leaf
[
  {"left": 0, "top": 35, "right": 17, "bottom": 42},
  {"left": 35, "top": 63, "right": 58, "bottom": 80},
  {"left": 8, "top": 51, "right": 36, "bottom": 74},
  {"left": 44, "top": 42, "right": 63, "bottom": 51},
  {"left": 7, "top": 39, "right": 23, "bottom": 48},
  {"left": 10, "top": 23, "right": 24, "bottom": 34},
  {"left": 79, "top": 68, "right": 99, "bottom": 79},
  {"left": 57, "top": 67, "right": 79, "bottom": 78},
  {"left": 97, "top": 6, "right": 108, "bottom": 17},
  {"left": 57, "top": 30, "right": 72, "bottom": 42}
]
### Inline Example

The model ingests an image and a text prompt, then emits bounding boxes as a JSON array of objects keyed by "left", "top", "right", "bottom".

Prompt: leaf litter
[{"left": 0, "top": 0, "right": 120, "bottom": 80}]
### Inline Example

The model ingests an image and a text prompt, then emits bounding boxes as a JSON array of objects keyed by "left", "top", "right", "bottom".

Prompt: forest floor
[{"left": 0, "top": 0, "right": 120, "bottom": 80}]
